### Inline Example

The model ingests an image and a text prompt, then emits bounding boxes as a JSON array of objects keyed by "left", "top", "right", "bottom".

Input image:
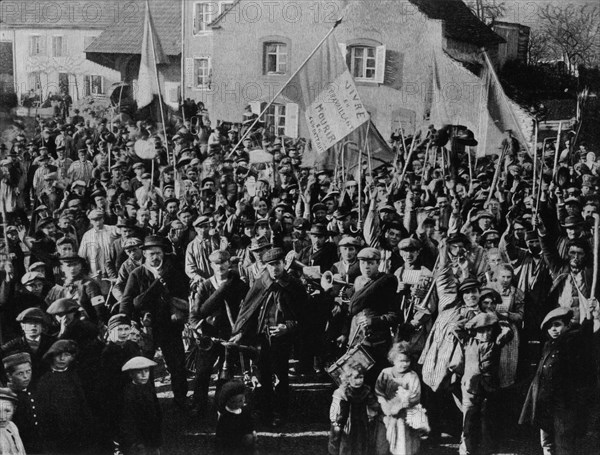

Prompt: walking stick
[{"left": 591, "top": 214, "right": 600, "bottom": 332}]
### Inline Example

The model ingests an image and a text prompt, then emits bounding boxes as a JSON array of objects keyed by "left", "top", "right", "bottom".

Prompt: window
[
  {"left": 193, "top": 1, "right": 234, "bottom": 34},
  {"left": 84, "top": 75, "right": 104, "bottom": 96},
  {"left": 350, "top": 46, "right": 376, "bottom": 80},
  {"left": 194, "top": 57, "right": 211, "bottom": 89},
  {"left": 52, "top": 36, "right": 64, "bottom": 57},
  {"left": 264, "top": 43, "right": 287, "bottom": 75},
  {"left": 340, "top": 42, "right": 386, "bottom": 84},
  {"left": 266, "top": 104, "right": 286, "bottom": 136},
  {"left": 251, "top": 102, "right": 298, "bottom": 138},
  {"left": 164, "top": 82, "right": 181, "bottom": 108},
  {"left": 29, "top": 35, "right": 44, "bottom": 56},
  {"left": 28, "top": 72, "right": 42, "bottom": 91}
]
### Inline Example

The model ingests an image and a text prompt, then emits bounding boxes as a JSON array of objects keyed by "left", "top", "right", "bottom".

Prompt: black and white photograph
[{"left": 0, "top": 0, "right": 599, "bottom": 453}]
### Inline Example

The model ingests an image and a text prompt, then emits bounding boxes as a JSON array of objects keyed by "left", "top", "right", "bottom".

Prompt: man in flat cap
[
  {"left": 67, "top": 148, "right": 94, "bottom": 185},
  {"left": 78, "top": 208, "right": 118, "bottom": 285},
  {"left": 120, "top": 235, "right": 190, "bottom": 410},
  {"left": 185, "top": 215, "right": 220, "bottom": 283},
  {"left": 188, "top": 249, "right": 249, "bottom": 416},
  {"left": 230, "top": 247, "right": 306, "bottom": 428}
]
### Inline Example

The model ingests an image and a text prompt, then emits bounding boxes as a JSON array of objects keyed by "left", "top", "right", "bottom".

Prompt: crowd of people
[{"left": 0, "top": 103, "right": 599, "bottom": 455}]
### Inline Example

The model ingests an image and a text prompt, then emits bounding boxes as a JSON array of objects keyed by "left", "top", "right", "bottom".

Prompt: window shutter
[
  {"left": 29, "top": 37, "right": 33, "bottom": 56},
  {"left": 374, "top": 44, "right": 386, "bottom": 84},
  {"left": 207, "top": 57, "right": 212, "bottom": 89},
  {"left": 62, "top": 37, "right": 68, "bottom": 56},
  {"left": 284, "top": 103, "right": 299, "bottom": 138},
  {"left": 338, "top": 43, "right": 347, "bottom": 67},
  {"left": 40, "top": 36, "right": 46, "bottom": 56},
  {"left": 185, "top": 58, "right": 194, "bottom": 88},
  {"left": 193, "top": 6, "right": 199, "bottom": 34}
]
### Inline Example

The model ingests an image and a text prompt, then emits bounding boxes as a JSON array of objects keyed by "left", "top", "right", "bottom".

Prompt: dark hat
[
  {"left": 90, "top": 189, "right": 106, "bottom": 199},
  {"left": 541, "top": 307, "right": 573, "bottom": 331},
  {"left": 262, "top": 248, "right": 285, "bottom": 264},
  {"left": 117, "top": 217, "right": 138, "bottom": 228},
  {"left": 164, "top": 197, "right": 180, "bottom": 206},
  {"left": 309, "top": 224, "right": 328, "bottom": 236},
  {"left": 458, "top": 277, "right": 481, "bottom": 293},
  {"left": 218, "top": 380, "right": 246, "bottom": 410},
  {"left": 87, "top": 209, "right": 104, "bottom": 220},
  {"left": 34, "top": 205, "right": 49, "bottom": 213},
  {"left": 0, "top": 387, "right": 18, "bottom": 403},
  {"left": 132, "top": 162, "right": 145, "bottom": 170},
  {"left": 208, "top": 250, "right": 231, "bottom": 264},
  {"left": 398, "top": 238, "right": 422, "bottom": 251},
  {"left": 447, "top": 233, "right": 470, "bottom": 246},
  {"left": 465, "top": 312, "right": 498, "bottom": 330},
  {"left": 16, "top": 307, "right": 47, "bottom": 323},
  {"left": 562, "top": 216, "right": 585, "bottom": 228},
  {"left": 311, "top": 202, "right": 327, "bottom": 213},
  {"left": 250, "top": 236, "right": 272, "bottom": 252},
  {"left": 122, "top": 356, "right": 157, "bottom": 372},
  {"left": 193, "top": 215, "right": 211, "bottom": 227},
  {"left": 474, "top": 211, "right": 494, "bottom": 221},
  {"left": 108, "top": 313, "right": 130, "bottom": 332},
  {"left": 378, "top": 205, "right": 396, "bottom": 214},
  {"left": 142, "top": 235, "right": 168, "bottom": 250},
  {"left": 255, "top": 218, "right": 270, "bottom": 227},
  {"left": 333, "top": 209, "right": 350, "bottom": 220},
  {"left": 46, "top": 298, "right": 80, "bottom": 315},
  {"left": 479, "top": 288, "right": 502, "bottom": 304},
  {"left": 43, "top": 339, "right": 78, "bottom": 360},
  {"left": 3, "top": 352, "right": 32, "bottom": 371},
  {"left": 524, "top": 230, "right": 538, "bottom": 241},
  {"left": 357, "top": 247, "right": 381, "bottom": 261},
  {"left": 481, "top": 229, "right": 500, "bottom": 240},
  {"left": 293, "top": 217, "right": 310, "bottom": 230},
  {"left": 36, "top": 217, "right": 55, "bottom": 230}
]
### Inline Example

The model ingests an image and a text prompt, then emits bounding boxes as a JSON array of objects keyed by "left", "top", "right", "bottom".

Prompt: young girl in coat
[
  {"left": 328, "top": 363, "right": 378, "bottom": 455},
  {"left": 375, "top": 342, "right": 422, "bottom": 455}
]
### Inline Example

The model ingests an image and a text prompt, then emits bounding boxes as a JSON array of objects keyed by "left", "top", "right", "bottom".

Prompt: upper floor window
[
  {"left": 193, "top": 1, "right": 234, "bottom": 35},
  {"left": 29, "top": 36, "right": 44, "bottom": 56},
  {"left": 339, "top": 42, "right": 386, "bottom": 84},
  {"left": 52, "top": 36, "right": 64, "bottom": 57},
  {"left": 194, "top": 57, "right": 211, "bottom": 89},
  {"left": 264, "top": 43, "right": 288, "bottom": 75}
]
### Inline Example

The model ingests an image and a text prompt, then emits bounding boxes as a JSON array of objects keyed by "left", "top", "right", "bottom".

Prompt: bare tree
[
  {"left": 467, "top": 0, "right": 507, "bottom": 25},
  {"left": 527, "top": 29, "right": 552, "bottom": 65},
  {"left": 537, "top": 4, "right": 600, "bottom": 71}
]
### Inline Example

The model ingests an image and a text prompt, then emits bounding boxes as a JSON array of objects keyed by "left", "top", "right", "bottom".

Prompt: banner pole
[{"left": 226, "top": 18, "right": 343, "bottom": 160}]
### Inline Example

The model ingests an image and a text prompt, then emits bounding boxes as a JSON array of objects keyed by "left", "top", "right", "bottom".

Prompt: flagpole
[
  {"left": 146, "top": 0, "right": 170, "bottom": 166},
  {"left": 226, "top": 18, "right": 343, "bottom": 159},
  {"left": 180, "top": 0, "right": 186, "bottom": 124}
]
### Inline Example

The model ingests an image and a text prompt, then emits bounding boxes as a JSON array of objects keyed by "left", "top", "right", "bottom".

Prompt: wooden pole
[
  {"left": 399, "top": 128, "right": 419, "bottom": 184},
  {"left": 180, "top": 0, "right": 186, "bottom": 124},
  {"left": 591, "top": 213, "right": 600, "bottom": 300},
  {"left": 532, "top": 120, "right": 538, "bottom": 196},
  {"left": 487, "top": 143, "right": 508, "bottom": 206},
  {"left": 226, "top": 18, "right": 343, "bottom": 159},
  {"left": 467, "top": 146, "right": 473, "bottom": 185},
  {"left": 552, "top": 121, "right": 562, "bottom": 178}
]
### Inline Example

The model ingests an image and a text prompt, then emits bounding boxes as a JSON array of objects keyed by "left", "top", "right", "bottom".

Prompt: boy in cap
[
  {"left": 520, "top": 305, "right": 596, "bottom": 455},
  {"left": 0, "top": 387, "right": 26, "bottom": 454},
  {"left": 120, "top": 357, "right": 162, "bottom": 455},
  {"left": 215, "top": 380, "right": 256, "bottom": 455},
  {"left": 113, "top": 237, "right": 144, "bottom": 302},
  {"left": 36, "top": 339, "right": 95, "bottom": 453},
  {"left": 3, "top": 352, "right": 42, "bottom": 453}
]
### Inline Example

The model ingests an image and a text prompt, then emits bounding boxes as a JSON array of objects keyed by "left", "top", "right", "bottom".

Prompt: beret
[
  {"left": 541, "top": 307, "right": 573, "bottom": 331},
  {"left": 209, "top": 250, "right": 231, "bottom": 264},
  {"left": 122, "top": 356, "right": 157, "bottom": 372},
  {"left": 46, "top": 298, "right": 80, "bottom": 315},
  {"left": 465, "top": 312, "right": 498, "bottom": 330},
  {"left": 250, "top": 236, "right": 272, "bottom": 252},
  {"left": 43, "top": 339, "right": 78, "bottom": 360},
  {"left": 28, "top": 261, "right": 46, "bottom": 271},
  {"left": 218, "top": 380, "right": 246, "bottom": 410},
  {"left": 16, "top": 307, "right": 47, "bottom": 323},
  {"left": 0, "top": 387, "right": 18, "bottom": 403},
  {"left": 3, "top": 352, "right": 32, "bottom": 370},
  {"left": 479, "top": 288, "right": 502, "bottom": 304},
  {"left": 108, "top": 313, "right": 131, "bottom": 332},
  {"left": 193, "top": 216, "right": 211, "bottom": 227},
  {"left": 262, "top": 248, "right": 285, "bottom": 264},
  {"left": 398, "top": 238, "right": 422, "bottom": 251},
  {"left": 87, "top": 209, "right": 104, "bottom": 220},
  {"left": 357, "top": 247, "right": 381, "bottom": 261},
  {"left": 338, "top": 236, "right": 361, "bottom": 247},
  {"left": 21, "top": 271, "right": 45, "bottom": 285}
]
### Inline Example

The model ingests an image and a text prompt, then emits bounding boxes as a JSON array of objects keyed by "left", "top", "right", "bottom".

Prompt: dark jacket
[
  {"left": 13, "top": 387, "right": 44, "bottom": 454},
  {"left": 233, "top": 271, "right": 306, "bottom": 344},
  {"left": 120, "top": 382, "right": 162, "bottom": 452},
  {"left": 1, "top": 333, "right": 56, "bottom": 385}
]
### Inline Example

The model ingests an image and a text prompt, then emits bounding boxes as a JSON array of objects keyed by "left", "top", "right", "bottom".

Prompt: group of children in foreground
[{"left": 0, "top": 301, "right": 591, "bottom": 455}]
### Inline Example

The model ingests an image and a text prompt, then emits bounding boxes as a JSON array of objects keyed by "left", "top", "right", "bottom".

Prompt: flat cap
[
  {"left": 262, "top": 247, "right": 285, "bottom": 264},
  {"left": 562, "top": 216, "right": 585, "bottom": 228},
  {"left": 0, "top": 387, "right": 18, "bottom": 403},
  {"left": 122, "top": 356, "right": 157, "bottom": 372},
  {"left": 458, "top": 277, "right": 481, "bottom": 293},
  {"left": 3, "top": 352, "right": 32, "bottom": 370},
  {"left": 250, "top": 236, "right": 272, "bottom": 252},
  {"left": 378, "top": 205, "right": 396, "bottom": 214},
  {"left": 338, "top": 236, "right": 361, "bottom": 247},
  {"left": 87, "top": 209, "right": 104, "bottom": 220},
  {"left": 465, "top": 312, "right": 499, "bottom": 330},
  {"left": 46, "top": 298, "right": 80, "bottom": 315},
  {"left": 209, "top": 250, "right": 231, "bottom": 264},
  {"left": 43, "top": 339, "right": 78, "bottom": 360},
  {"left": 28, "top": 261, "right": 46, "bottom": 271},
  {"left": 193, "top": 215, "right": 211, "bottom": 227},
  {"left": 16, "top": 307, "right": 47, "bottom": 323},
  {"left": 36, "top": 217, "right": 55, "bottom": 230},
  {"left": 541, "top": 307, "right": 573, "bottom": 331},
  {"left": 398, "top": 238, "right": 422, "bottom": 251},
  {"left": 293, "top": 218, "right": 310, "bottom": 230},
  {"left": 479, "top": 288, "right": 502, "bottom": 304},
  {"left": 357, "top": 247, "right": 381, "bottom": 261},
  {"left": 71, "top": 180, "right": 86, "bottom": 188},
  {"left": 312, "top": 203, "right": 327, "bottom": 213},
  {"left": 21, "top": 271, "right": 45, "bottom": 286},
  {"left": 108, "top": 313, "right": 131, "bottom": 332},
  {"left": 122, "top": 237, "right": 143, "bottom": 250},
  {"left": 309, "top": 224, "right": 329, "bottom": 236}
]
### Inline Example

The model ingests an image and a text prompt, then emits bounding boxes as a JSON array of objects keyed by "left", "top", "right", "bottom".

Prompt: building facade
[
  {"left": 181, "top": 0, "right": 508, "bottom": 145},
  {"left": 492, "top": 21, "right": 531, "bottom": 69},
  {"left": 0, "top": 0, "right": 120, "bottom": 102}
]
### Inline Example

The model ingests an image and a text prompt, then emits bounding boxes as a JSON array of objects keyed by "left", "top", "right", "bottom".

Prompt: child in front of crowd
[
  {"left": 0, "top": 387, "right": 26, "bottom": 455},
  {"left": 520, "top": 306, "right": 596, "bottom": 455},
  {"left": 100, "top": 314, "right": 141, "bottom": 454},
  {"left": 215, "top": 380, "right": 257, "bottom": 455},
  {"left": 328, "top": 362, "right": 378, "bottom": 455},
  {"left": 460, "top": 312, "right": 507, "bottom": 455},
  {"left": 374, "top": 342, "right": 422, "bottom": 455},
  {"left": 120, "top": 356, "right": 162, "bottom": 455},
  {"left": 36, "top": 339, "right": 95, "bottom": 453}
]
